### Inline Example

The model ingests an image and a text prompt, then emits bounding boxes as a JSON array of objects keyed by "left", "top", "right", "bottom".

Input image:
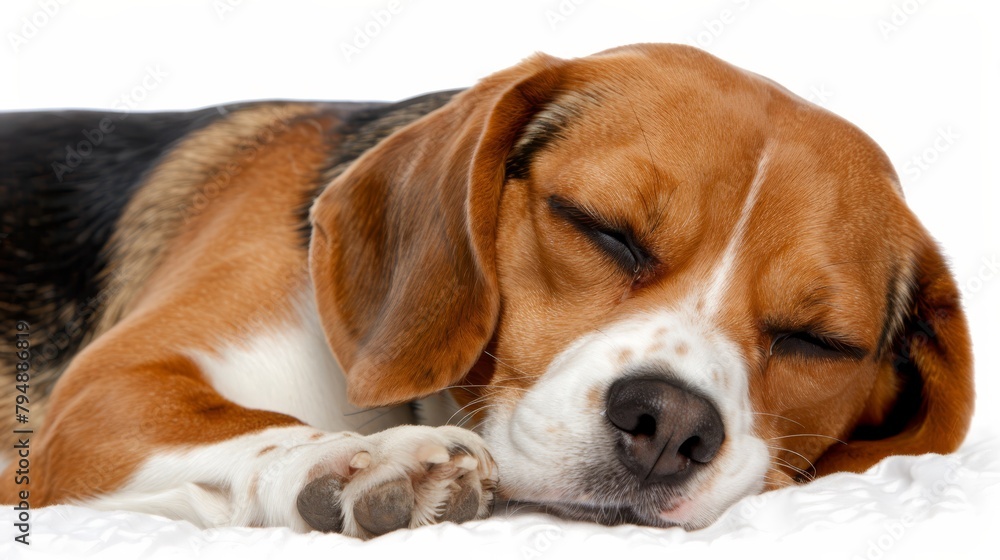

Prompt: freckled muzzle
[{"left": 605, "top": 375, "right": 725, "bottom": 486}]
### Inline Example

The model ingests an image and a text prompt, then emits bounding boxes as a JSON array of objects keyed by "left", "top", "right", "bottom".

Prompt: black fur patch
[
  {"left": 330, "top": 89, "right": 464, "bottom": 170},
  {"left": 294, "top": 89, "right": 464, "bottom": 242},
  {"left": 0, "top": 107, "right": 225, "bottom": 383},
  {"left": 505, "top": 88, "right": 601, "bottom": 182},
  {"left": 0, "top": 91, "right": 463, "bottom": 391},
  {"left": 853, "top": 262, "right": 923, "bottom": 441},
  {"left": 504, "top": 109, "right": 569, "bottom": 181},
  {"left": 875, "top": 263, "right": 912, "bottom": 359}
]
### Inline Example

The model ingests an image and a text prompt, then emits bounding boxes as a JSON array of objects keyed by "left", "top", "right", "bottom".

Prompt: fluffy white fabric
[{"left": 6, "top": 435, "right": 997, "bottom": 560}]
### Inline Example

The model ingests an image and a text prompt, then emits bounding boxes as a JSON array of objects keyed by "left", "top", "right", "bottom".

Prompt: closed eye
[
  {"left": 547, "top": 195, "right": 648, "bottom": 273},
  {"left": 769, "top": 331, "right": 867, "bottom": 361}
]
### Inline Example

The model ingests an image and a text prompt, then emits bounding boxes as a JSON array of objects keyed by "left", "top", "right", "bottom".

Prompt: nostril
[
  {"left": 606, "top": 375, "right": 726, "bottom": 483},
  {"left": 676, "top": 434, "right": 718, "bottom": 464},
  {"left": 633, "top": 414, "right": 657, "bottom": 437},
  {"left": 678, "top": 436, "right": 700, "bottom": 461}
]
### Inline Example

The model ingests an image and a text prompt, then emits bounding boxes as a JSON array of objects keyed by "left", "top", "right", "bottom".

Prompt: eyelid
[
  {"left": 548, "top": 196, "right": 615, "bottom": 230},
  {"left": 547, "top": 195, "right": 648, "bottom": 271},
  {"left": 769, "top": 330, "right": 868, "bottom": 360}
]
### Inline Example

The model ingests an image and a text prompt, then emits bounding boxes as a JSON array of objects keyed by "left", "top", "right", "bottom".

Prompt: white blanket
[{"left": 6, "top": 434, "right": 997, "bottom": 560}]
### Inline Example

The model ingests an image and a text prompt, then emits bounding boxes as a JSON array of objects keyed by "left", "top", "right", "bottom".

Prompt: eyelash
[
  {"left": 769, "top": 331, "right": 866, "bottom": 361},
  {"left": 547, "top": 196, "right": 648, "bottom": 274},
  {"left": 547, "top": 196, "right": 866, "bottom": 360}
]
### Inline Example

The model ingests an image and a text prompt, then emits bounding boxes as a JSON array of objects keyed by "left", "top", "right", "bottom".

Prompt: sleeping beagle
[{"left": 0, "top": 43, "right": 974, "bottom": 538}]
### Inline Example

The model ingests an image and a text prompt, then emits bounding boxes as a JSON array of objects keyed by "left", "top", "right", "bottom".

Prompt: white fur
[
  {"left": 702, "top": 147, "right": 770, "bottom": 317},
  {"left": 191, "top": 287, "right": 414, "bottom": 435},
  {"left": 480, "top": 149, "right": 775, "bottom": 528},
  {"left": 79, "top": 424, "right": 496, "bottom": 537},
  {"left": 80, "top": 283, "right": 486, "bottom": 536},
  {"left": 481, "top": 312, "right": 770, "bottom": 529},
  {"left": 84, "top": 256, "right": 770, "bottom": 531}
]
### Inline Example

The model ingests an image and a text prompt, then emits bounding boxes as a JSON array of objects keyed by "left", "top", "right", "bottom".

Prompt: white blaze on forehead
[
  {"left": 481, "top": 148, "right": 777, "bottom": 526},
  {"left": 702, "top": 147, "right": 771, "bottom": 318}
]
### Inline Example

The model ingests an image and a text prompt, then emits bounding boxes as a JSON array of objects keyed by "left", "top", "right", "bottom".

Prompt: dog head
[{"left": 309, "top": 44, "right": 974, "bottom": 528}]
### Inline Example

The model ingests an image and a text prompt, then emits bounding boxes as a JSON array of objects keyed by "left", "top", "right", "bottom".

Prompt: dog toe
[
  {"left": 296, "top": 474, "right": 345, "bottom": 533},
  {"left": 352, "top": 479, "right": 414, "bottom": 536}
]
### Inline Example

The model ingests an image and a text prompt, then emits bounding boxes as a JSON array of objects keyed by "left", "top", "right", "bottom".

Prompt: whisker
[
  {"left": 502, "top": 499, "right": 536, "bottom": 519},
  {"left": 468, "top": 417, "right": 493, "bottom": 433},
  {"left": 456, "top": 404, "right": 488, "bottom": 428},
  {"left": 457, "top": 404, "right": 501, "bottom": 429},
  {"left": 484, "top": 351, "right": 538, "bottom": 380},
  {"left": 341, "top": 405, "right": 391, "bottom": 417},
  {"left": 438, "top": 383, "right": 527, "bottom": 393},
  {"left": 761, "top": 474, "right": 783, "bottom": 486},
  {"left": 353, "top": 406, "right": 404, "bottom": 432},
  {"left": 445, "top": 395, "right": 492, "bottom": 425},
  {"left": 771, "top": 457, "right": 814, "bottom": 480},
  {"left": 590, "top": 327, "right": 622, "bottom": 350},
  {"left": 771, "top": 447, "right": 817, "bottom": 472},
  {"left": 752, "top": 412, "right": 805, "bottom": 428},
  {"left": 767, "top": 446, "right": 817, "bottom": 479},
  {"left": 763, "top": 467, "right": 796, "bottom": 486},
  {"left": 770, "top": 433, "right": 846, "bottom": 445},
  {"left": 435, "top": 385, "right": 482, "bottom": 396}
]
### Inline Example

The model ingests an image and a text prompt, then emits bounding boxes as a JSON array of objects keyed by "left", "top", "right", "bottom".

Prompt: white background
[
  {"left": 4, "top": 0, "right": 995, "bottom": 438},
  {"left": 2, "top": 0, "right": 998, "bottom": 549}
]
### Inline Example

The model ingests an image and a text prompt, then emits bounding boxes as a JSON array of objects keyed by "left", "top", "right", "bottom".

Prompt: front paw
[{"left": 295, "top": 426, "right": 497, "bottom": 538}]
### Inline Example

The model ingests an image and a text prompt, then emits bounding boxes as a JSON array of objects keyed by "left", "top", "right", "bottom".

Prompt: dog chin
[{"left": 501, "top": 493, "right": 714, "bottom": 530}]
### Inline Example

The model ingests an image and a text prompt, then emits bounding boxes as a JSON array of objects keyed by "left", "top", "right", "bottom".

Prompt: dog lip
[
  {"left": 657, "top": 497, "right": 694, "bottom": 524},
  {"left": 503, "top": 489, "right": 688, "bottom": 528},
  {"left": 657, "top": 480, "right": 710, "bottom": 525}
]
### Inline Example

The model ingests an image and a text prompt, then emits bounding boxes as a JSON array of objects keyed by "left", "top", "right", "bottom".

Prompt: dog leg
[
  {"left": 0, "top": 352, "right": 495, "bottom": 538},
  {"left": 82, "top": 423, "right": 497, "bottom": 537}
]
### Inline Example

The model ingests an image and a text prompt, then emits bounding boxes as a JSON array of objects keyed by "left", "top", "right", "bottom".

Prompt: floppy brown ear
[
  {"left": 816, "top": 233, "right": 975, "bottom": 475},
  {"left": 308, "top": 54, "right": 566, "bottom": 407}
]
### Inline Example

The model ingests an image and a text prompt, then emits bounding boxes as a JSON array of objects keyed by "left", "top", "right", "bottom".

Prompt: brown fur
[
  {"left": 0, "top": 103, "right": 322, "bottom": 441},
  {"left": 0, "top": 44, "right": 974, "bottom": 510},
  {"left": 313, "top": 44, "right": 973, "bottom": 483},
  {"left": 1, "top": 111, "right": 335, "bottom": 503}
]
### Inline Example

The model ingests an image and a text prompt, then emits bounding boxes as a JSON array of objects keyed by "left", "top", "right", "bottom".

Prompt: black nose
[{"left": 606, "top": 376, "right": 724, "bottom": 484}]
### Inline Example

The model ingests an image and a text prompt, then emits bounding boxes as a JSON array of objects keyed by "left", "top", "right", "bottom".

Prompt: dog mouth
[
  {"left": 494, "top": 473, "right": 696, "bottom": 528},
  {"left": 497, "top": 497, "right": 683, "bottom": 528}
]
